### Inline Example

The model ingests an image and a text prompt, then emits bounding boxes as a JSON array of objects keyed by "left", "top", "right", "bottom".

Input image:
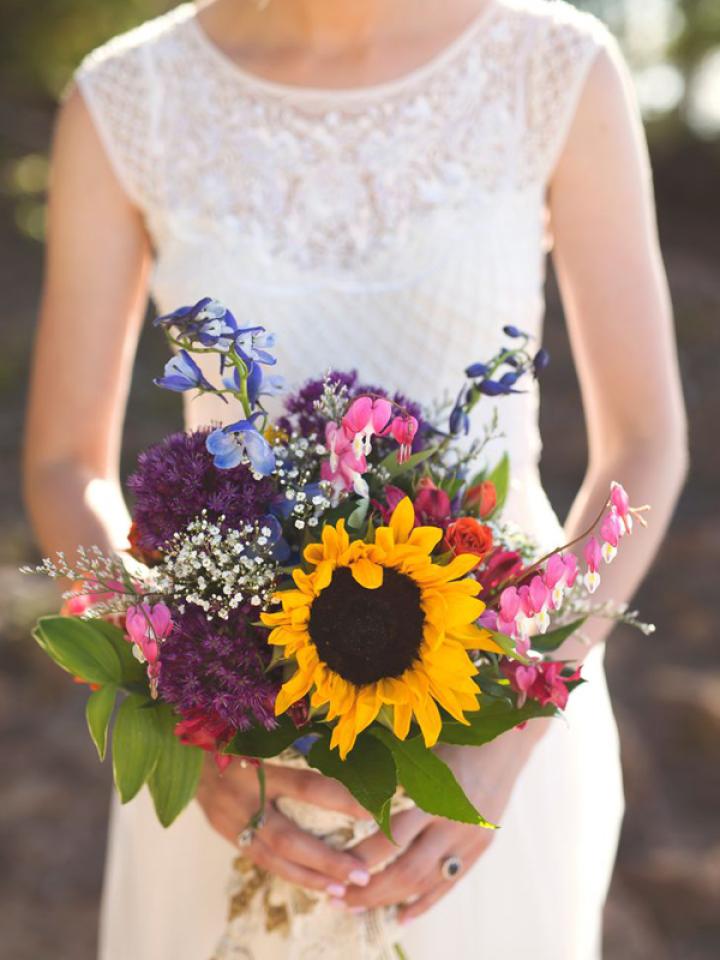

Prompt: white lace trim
[{"left": 75, "top": 0, "right": 607, "bottom": 275}]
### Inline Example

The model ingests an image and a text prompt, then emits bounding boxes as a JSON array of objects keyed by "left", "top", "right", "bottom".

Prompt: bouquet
[{"left": 23, "top": 298, "right": 651, "bottom": 952}]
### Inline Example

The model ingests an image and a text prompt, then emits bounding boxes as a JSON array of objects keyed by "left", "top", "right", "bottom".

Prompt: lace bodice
[{"left": 76, "top": 0, "right": 610, "bottom": 532}]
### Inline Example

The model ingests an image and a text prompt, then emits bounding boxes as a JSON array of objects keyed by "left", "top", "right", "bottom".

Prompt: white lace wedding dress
[{"left": 75, "top": 2, "right": 626, "bottom": 957}]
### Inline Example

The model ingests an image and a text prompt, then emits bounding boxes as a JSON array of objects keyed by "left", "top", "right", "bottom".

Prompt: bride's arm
[
  {"left": 24, "top": 86, "right": 150, "bottom": 559},
  {"left": 344, "top": 39, "right": 688, "bottom": 919},
  {"left": 549, "top": 34, "right": 688, "bottom": 657},
  {"left": 24, "top": 87, "right": 373, "bottom": 900}
]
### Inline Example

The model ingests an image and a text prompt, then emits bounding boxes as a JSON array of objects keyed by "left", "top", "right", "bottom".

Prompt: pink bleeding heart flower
[
  {"left": 321, "top": 421, "right": 369, "bottom": 498},
  {"left": 389, "top": 415, "right": 419, "bottom": 464},
  {"left": 600, "top": 511, "right": 621, "bottom": 564},
  {"left": 610, "top": 481, "right": 632, "bottom": 535},
  {"left": 497, "top": 585, "right": 521, "bottom": 636},
  {"left": 563, "top": 553, "right": 579, "bottom": 588},
  {"left": 125, "top": 602, "right": 173, "bottom": 695},
  {"left": 583, "top": 537, "right": 602, "bottom": 593},
  {"left": 529, "top": 575, "right": 551, "bottom": 632},
  {"left": 342, "top": 396, "right": 392, "bottom": 458},
  {"left": 543, "top": 555, "right": 567, "bottom": 610}
]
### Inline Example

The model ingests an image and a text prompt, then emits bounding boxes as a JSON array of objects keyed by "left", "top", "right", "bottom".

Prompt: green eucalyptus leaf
[
  {"left": 438, "top": 699, "right": 557, "bottom": 747},
  {"left": 148, "top": 705, "right": 204, "bottom": 827},
  {"left": 308, "top": 732, "right": 397, "bottom": 839},
  {"left": 529, "top": 618, "right": 587, "bottom": 653},
  {"left": 370, "top": 727, "right": 495, "bottom": 828},
  {"left": 112, "top": 693, "right": 163, "bottom": 802},
  {"left": 35, "top": 615, "right": 121, "bottom": 685}
]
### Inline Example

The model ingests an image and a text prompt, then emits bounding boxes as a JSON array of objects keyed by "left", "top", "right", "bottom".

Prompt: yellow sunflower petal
[
  {"left": 407, "top": 526, "right": 444, "bottom": 554},
  {"left": 413, "top": 695, "right": 442, "bottom": 747},
  {"left": 450, "top": 623, "right": 504, "bottom": 653},
  {"left": 275, "top": 668, "right": 314, "bottom": 715},
  {"left": 443, "top": 594, "right": 486, "bottom": 627},
  {"left": 350, "top": 557, "right": 384, "bottom": 589},
  {"left": 393, "top": 702, "right": 413, "bottom": 740},
  {"left": 389, "top": 497, "right": 416, "bottom": 544}
]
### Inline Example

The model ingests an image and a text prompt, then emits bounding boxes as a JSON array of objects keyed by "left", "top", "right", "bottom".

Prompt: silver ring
[
  {"left": 236, "top": 813, "right": 265, "bottom": 850},
  {"left": 440, "top": 855, "right": 463, "bottom": 880}
]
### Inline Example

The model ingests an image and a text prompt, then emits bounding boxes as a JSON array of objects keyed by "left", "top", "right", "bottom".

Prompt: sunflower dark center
[{"left": 308, "top": 566, "right": 425, "bottom": 686}]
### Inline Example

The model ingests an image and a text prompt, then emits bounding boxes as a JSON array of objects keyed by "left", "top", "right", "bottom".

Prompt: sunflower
[{"left": 260, "top": 497, "right": 503, "bottom": 758}]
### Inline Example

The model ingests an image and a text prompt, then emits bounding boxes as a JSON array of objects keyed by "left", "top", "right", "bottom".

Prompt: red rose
[
  {"left": 465, "top": 481, "right": 497, "bottom": 517},
  {"left": 445, "top": 518, "right": 494, "bottom": 559}
]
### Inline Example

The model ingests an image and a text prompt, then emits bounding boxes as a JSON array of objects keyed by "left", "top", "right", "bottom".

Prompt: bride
[{"left": 24, "top": 0, "right": 687, "bottom": 957}]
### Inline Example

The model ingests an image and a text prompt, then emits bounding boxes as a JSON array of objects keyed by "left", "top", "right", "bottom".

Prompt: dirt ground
[{"left": 0, "top": 127, "right": 718, "bottom": 959}]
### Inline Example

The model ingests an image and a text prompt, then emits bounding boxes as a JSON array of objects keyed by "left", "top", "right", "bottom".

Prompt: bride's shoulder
[
  {"left": 75, "top": 1, "right": 196, "bottom": 78},
  {"left": 494, "top": 0, "right": 613, "bottom": 49}
]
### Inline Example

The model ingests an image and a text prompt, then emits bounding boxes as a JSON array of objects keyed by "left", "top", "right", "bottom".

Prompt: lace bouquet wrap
[{"left": 23, "top": 298, "right": 651, "bottom": 953}]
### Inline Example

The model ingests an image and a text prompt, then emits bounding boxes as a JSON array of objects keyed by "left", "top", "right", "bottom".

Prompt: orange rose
[
  {"left": 445, "top": 517, "right": 494, "bottom": 559},
  {"left": 465, "top": 480, "right": 497, "bottom": 517}
]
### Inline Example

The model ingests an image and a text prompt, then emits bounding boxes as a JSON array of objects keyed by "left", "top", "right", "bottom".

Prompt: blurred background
[{"left": 0, "top": 1, "right": 718, "bottom": 958}]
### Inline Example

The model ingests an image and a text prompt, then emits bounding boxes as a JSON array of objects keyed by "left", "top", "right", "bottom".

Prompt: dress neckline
[{"left": 186, "top": 1, "right": 500, "bottom": 100}]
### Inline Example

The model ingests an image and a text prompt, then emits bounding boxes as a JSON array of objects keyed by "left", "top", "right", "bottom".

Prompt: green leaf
[
  {"left": 347, "top": 497, "right": 370, "bottom": 530},
  {"left": 92, "top": 619, "right": 148, "bottom": 687},
  {"left": 86, "top": 684, "right": 117, "bottom": 760},
  {"left": 148, "top": 705, "right": 204, "bottom": 827},
  {"left": 112, "top": 693, "right": 163, "bottom": 802},
  {"left": 35, "top": 615, "right": 121, "bottom": 685},
  {"left": 529, "top": 618, "right": 587, "bottom": 653},
  {"left": 487, "top": 453, "right": 510, "bottom": 515},
  {"left": 487, "top": 630, "right": 530, "bottom": 663},
  {"left": 438, "top": 699, "right": 557, "bottom": 747},
  {"left": 370, "top": 727, "right": 495, "bottom": 828},
  {"left": 308, "top": 732, "right": 397, "bottom": 838},
  {"left": 225, "top": 714, "right": 309, "bottom": 759},
  {"left": 379, "top": 445, "right": 438, "bottom": 480}
]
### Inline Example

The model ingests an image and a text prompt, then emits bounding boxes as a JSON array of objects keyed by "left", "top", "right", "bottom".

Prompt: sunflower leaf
[
  {"left": 307, "top": 733, "right": 397, "bottom": 840},
  {"left": 225, "top": 715, "right": 312, "bottom": 759},
  {"left": 438, "top": 699, "right": 558, "bottom": 747},
  {"left": 370, "top": 728, "right": 496, "bottom": 829},
  {"left": 528, "top": 617, "right": 587, "bottom": 653}
]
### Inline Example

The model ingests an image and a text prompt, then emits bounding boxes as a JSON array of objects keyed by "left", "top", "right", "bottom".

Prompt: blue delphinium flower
[
  {"left": 502, "top": 325, "right": 526, "bottom": 338},
  {"left": 155, "top": 297, "right": 238, "bottom": 351},
  {"left": 449, "top": 388, "right": 470, "bottom": 435},
  {"left": 465, "top": 362, "right": 489, "bottom": 378},
  {"left": 533, "top": 348, "right": 551, "bottom": 375},
  {"left": 154, "top": 350, "right": 218, "bottom": 394},
  {"left": 234, "top": 326, "right": 277, "bottom": 366},
  {"left": 224, "top": 364, "right": 285, "bottom": 406},
  {"left": 206, "top": 416, "right": 275, "bottom": 475}
]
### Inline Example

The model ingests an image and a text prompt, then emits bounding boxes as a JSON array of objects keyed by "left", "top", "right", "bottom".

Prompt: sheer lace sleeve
[
  {"left": 73, "top": 22, "right": 162, "bottom": 211},
  {"left": 520, "top": 2, "right": 614, "bottom": 186}
]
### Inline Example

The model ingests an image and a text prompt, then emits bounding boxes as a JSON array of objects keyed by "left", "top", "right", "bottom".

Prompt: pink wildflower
[
  {"left": 125, "top": 602, "right": 173, "bottom": 695},
  {"left": 610, "top": 481, "right": 632, "bottom": 535},
  {"left": 174, "top": 712, "right": 236, "bottom": 773}
]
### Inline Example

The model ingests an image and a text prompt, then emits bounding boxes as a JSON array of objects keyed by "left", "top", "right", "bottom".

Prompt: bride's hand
[
  {"left": 197, "top": 757, "right": 373, "bottom": 898},
  {"left": 342, "top": 722, "right": 550, "bottom": 922}
]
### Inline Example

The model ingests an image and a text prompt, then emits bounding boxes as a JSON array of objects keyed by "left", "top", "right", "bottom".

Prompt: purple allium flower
[
  {"left": 158, "top": 605, "right": 278, "bottom": 732},
  {"left": 127, "top": 428, "right": 275, "bottom": 552},
  {"left": 279, "top": 370, "right": 427, "bottom": 453}
]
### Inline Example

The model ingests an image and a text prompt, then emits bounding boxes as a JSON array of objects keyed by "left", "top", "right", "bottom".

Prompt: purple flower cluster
[
  {"left": 127, "top": 428, "right": 275, "bottom": 552},
  {"left": 279, "top": 370, "right": 426, "bottom": 452},
  {"left": 158, "top": 605, "right": 278, "bottom": 732}
]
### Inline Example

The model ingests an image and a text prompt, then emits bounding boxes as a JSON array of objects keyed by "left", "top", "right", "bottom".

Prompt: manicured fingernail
[
  {"left": 326, "top": 883, "right": 347, "bottom": 898},
  {"left": 328, "top": 897, "right": 346, "bottom": 910},
  {"left": 348, "top": 868, "right": 371, "bottom": 887}
]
